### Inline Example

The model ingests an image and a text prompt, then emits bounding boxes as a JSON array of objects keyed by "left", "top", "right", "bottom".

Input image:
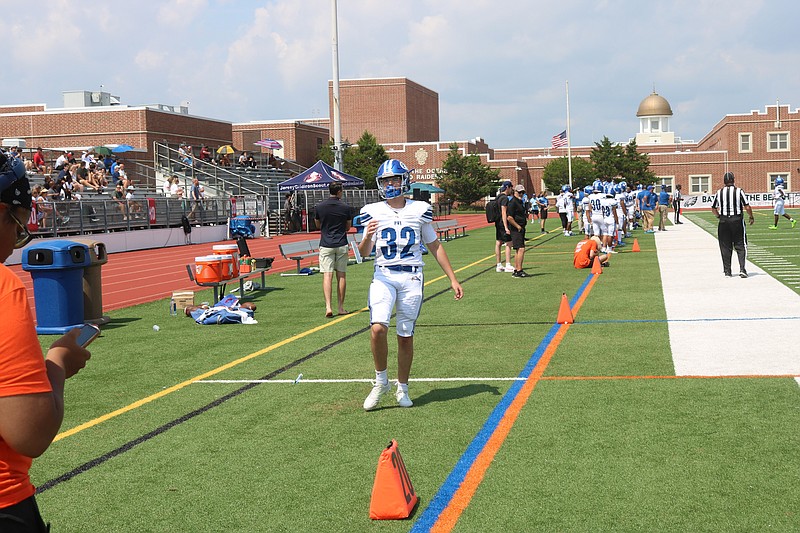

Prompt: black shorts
[
  {"left": 509, "top": 227, "right": 526, "bottom": 249},
  {"left": 495, "top": 223, "right": 511, "bottom": 242},
  {"left": 540, "top": 208, "right": 548, "bottom": 219}
]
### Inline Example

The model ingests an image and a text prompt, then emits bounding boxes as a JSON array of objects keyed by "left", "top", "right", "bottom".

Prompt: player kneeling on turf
[
  {"left": 358, "top": 160, "right": 464, "bottom": 411},
  {"left": 573, "top": 235, "right": 609, "bottom": 269}
]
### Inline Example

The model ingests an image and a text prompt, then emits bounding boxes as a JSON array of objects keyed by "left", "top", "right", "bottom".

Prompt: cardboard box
[{"left": 172, "top": 291, "right": 195, "bottom": 311}]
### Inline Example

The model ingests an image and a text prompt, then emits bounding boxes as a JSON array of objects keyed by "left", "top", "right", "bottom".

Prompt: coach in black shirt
[
  {"left": 711, "top": 172, "right": 754, "bottom": 278},
  {"left": 314, "top": 182, "right": 354, "bottom": 317}
]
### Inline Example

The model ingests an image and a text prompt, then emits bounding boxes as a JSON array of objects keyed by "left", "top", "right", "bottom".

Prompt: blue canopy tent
[{"left": 277, "top": 160, "right": 364, "bottom": 192}]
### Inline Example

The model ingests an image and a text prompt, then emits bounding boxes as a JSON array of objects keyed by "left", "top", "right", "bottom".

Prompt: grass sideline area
[{"left": 32, "top": 219, "right": 799, "bottom": 532}]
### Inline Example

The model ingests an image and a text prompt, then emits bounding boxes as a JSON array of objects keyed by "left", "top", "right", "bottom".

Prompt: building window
[
  {"left": 769, "top": 173, "right": 789, "bottom": 190},
  {"left": 767, "top": 132, "right": 789, "bottom": 151},
  {"left": 650, "top": 119, "right": 660, "bottom": 132},
  {"left": 658, "top": 176, "right": 674, "bottom": 191},
  {"left": 738, "top": 133, "right": 752, "bottom": 153},
  {"left": 690, "top": 175, "right": 710, "bottom": 194}
]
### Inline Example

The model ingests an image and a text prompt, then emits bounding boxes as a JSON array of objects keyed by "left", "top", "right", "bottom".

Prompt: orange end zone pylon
[
  {"left": 369, "top": 439, "right": 418, "bottom": 520},
  {"left": 556, "top": 293, "right": 574, "bottom": 324},
  {"left": 632, "top": 238, "right": 640, "bottom": 252}
]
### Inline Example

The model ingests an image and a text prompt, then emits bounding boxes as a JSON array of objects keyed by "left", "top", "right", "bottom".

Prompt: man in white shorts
[
  {"left": 768, "top": 177, "right": 796, "bottom": 229},
  {"left": 587, "top": 185, "right": 618, "bottom": 253},
  {"left": 358, "top": 159, "right": 464, "bottom": 410}
]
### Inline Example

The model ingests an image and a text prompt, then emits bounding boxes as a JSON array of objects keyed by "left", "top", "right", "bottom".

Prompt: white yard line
[
  {"left": 657, "top": 218, "right": 800, "bottom": 376},
  {"left": 194, "top": 377, "right": 527, "bottom": 384}
]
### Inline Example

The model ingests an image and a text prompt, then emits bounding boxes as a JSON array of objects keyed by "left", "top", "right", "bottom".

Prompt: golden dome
[{"left": 636, "top": 92, "right": 673, "bottom": 117}]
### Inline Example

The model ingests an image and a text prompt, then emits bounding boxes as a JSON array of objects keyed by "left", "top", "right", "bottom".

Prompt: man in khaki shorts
[{"left": 314, "top": 182, "right": 354, "bottom": 317}]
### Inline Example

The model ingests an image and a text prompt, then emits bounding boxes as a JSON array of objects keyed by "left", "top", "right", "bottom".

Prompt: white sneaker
[
  {"left": 395, "top": 386, "right": 413, "bottom": 408},
  {"left": 496, "top": 263, "right": 504, "bottom": 272},
  {"left": 504, "top": 264, "right": 515, "bottom": 273},
  {"left": 363, "top": 382, "right": 391, "bottom": 411}
]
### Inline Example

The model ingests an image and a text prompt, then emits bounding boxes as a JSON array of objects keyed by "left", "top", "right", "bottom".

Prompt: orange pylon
[
  {"left": 632, "top": 238, "right": 640, "bottom": 252},
  {"left": 556, "top": 293, "right": 574, "bottom": 324},
  {"left": 369, "top": 440, "right": 418, "bottom": 520},
  {"left": 591, "top": 256, "right": 603, "bottom": 274}
]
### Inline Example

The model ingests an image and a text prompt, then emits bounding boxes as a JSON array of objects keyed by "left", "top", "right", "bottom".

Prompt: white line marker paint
[{"left": 194, "top": 377, "right": 527, "bottom": 384}]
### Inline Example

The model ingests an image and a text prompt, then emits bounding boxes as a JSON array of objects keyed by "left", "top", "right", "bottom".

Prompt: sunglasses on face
[{"left": 7, "top": 209, "right": 32, "bottom": 249}]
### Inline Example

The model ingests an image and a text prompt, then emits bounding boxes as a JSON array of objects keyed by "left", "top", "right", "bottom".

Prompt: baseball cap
[
  {"left": 501, "top": 181, "right": 513, "bottom": 190},
  {"left": 514, "top": 184, "right": 525, "bottom": 192}
]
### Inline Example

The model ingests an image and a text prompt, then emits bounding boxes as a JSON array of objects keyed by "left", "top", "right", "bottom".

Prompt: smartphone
[{"left": 75, "top": 324, "right": 100, "bottom": 348}]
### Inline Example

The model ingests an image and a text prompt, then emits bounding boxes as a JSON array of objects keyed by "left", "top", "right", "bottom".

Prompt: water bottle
[{"left": 170, "top": 297, "right": 177, "bottom": 316}]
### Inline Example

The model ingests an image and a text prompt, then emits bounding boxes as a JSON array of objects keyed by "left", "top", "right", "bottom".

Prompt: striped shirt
[{"left": 712, "top": 186, "right": 749, "bottom": 216}]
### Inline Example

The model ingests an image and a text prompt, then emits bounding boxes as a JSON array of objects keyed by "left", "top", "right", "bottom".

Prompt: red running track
[{"left": 9, "top": 214, "right": 490, "bottom": 317}]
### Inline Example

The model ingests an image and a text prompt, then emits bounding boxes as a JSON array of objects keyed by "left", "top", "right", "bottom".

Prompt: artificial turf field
[{"left": 32, "top": 210, "right": 799, "bottom": 532}]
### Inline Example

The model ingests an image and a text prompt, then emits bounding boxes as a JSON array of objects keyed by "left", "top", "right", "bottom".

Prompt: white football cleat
[
  {"left": 395, "top": 386, "right": 413, "bottom": 408},
  {"left": 363, "top": 382, "right": 391, "bottom": 411}
]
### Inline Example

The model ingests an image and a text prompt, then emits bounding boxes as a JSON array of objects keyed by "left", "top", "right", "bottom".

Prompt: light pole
[{"left": 331, "top": 0, "right": 343, "bottom": 171}]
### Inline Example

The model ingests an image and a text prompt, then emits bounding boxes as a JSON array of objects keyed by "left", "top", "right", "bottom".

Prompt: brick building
[{"left": 1, "top": 83, "right": 797, "bottom": 198}]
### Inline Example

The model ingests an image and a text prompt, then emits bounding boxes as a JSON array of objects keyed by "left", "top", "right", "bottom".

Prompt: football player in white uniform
[
  {"left": 613, "top": 185, "right": 627, "bottom": 246},
  {"left": 358, "top": 160, "right": 464, "bottom": 411},
  {"left": 768, "top": 177, "right": 796, "bottom": 229}
]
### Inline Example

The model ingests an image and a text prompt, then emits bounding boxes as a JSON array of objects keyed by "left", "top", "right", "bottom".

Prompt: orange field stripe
[{"left": 425, "top": 273, "right": 599, "bottom": 533}]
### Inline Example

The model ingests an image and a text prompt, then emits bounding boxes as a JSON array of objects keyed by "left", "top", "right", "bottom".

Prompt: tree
[
  {"left": 317, "top": 131, "right": 387, "bottom": 188},
  {"left": 542, "top": 156, "right": 595, "bottom": 194},
  {"left": 589, "top": 136, "right": 625, "bottom": 179},
  {"left": 620, "top": 140, "right": 656, "bottom": 185},
  {"left": 434, "top": 144, "right": 500, "bottom": 206}
]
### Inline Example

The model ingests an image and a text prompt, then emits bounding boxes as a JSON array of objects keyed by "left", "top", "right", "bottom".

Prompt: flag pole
[
  {"left": 331, "top": 0, "right": 343, "bottom": 171},
  {"left": 566, "top": 80, "right": 572, "bottom": 189}
]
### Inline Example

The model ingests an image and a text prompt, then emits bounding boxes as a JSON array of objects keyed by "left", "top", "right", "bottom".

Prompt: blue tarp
[{"left": 277, "top": 160, "right": 365, "bottom": 192}]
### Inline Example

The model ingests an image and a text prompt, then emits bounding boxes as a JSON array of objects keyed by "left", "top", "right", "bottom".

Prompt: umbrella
[
  {"left": 410, "top": 182, "right": 444, "bottom": 193},
  {"left": 217, "top": 145, "right": 235, "bottom": 154},
  {"left": 254, "top": 139, "right": 282, "bottom": 150},
  {"left": 112, "top": 144, "right": 134, "bottom": 153},
  {"left": 93, "top": 146, "right": 112, "bottom": 156}
]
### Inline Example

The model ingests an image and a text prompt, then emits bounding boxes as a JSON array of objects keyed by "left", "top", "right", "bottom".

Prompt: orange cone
[
  {"left": 369, "top": 440, "right": 418, "bottom": 520},
  {"left": 556, "top": 293, "right": 574, "bottom": 324},
  {"left": 591, "top": 256, "right": 603, "bottom": 274},
  {"left": 632, "top": 238, "right": 640, "bottom": 252}
]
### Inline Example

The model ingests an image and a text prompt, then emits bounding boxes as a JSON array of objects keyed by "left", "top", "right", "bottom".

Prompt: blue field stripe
[{"left": 410, "top": 273, "right": 594, "bottom": 532}]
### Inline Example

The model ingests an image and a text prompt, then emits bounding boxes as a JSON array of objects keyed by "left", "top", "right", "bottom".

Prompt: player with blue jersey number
[{"left": 358, "top": 160, "right": 464, "bottom": 411}]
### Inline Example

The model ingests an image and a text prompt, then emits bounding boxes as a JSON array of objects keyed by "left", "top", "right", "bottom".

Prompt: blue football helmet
[
  {"left": 584, "top": 185, "right": 592, "bottom": 195},
  {"left": 592, "top": 179, "right": 602, "bottom": 192},
  {"left": 775, "top": 177, "right": 785, "bottom": 186},
  {"left": 561, "top": 184, "right": 571, "bottom": 193},
  {"left": 375, "top": 159, "right": 412, "bottom": 199}
]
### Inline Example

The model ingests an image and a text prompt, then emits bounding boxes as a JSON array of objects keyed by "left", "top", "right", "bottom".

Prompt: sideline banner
[{"left": 683, "top": 192, "right": 800, "bottom": 210}]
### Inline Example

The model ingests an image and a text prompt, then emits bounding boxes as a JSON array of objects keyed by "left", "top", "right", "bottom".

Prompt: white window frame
[
  {"left": 689, "top": 175, "right": 710, "bottom": 194},
  {"left": 658, "top": 176, "right": 674, "bottom": 191},
  {"left": 768, "top": 173, "right": 789, "bottom": 190},
  {"left": 767, "top": 131, "right": 789, "bottom": 152},
  {"left": 738, "top": 132, "right": 752, "bottom": 153},
  {"left": 650, "top": 119, "right": 660, "bottom": 132}
]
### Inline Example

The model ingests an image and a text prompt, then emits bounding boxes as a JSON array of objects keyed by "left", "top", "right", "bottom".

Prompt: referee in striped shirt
[{"left": 711, "top": 172, "right": 754, "bottom": 278}]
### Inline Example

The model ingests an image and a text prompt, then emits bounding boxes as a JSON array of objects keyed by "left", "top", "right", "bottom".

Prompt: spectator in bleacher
[
  {"left": 112, "top": 163, "right": 130, "bottom": 188},
  {"left": 32, "top": 148, "right": 50, "bottom": 175},
  {"left": 54, "top": 151, "right": 69, "bottom": 170},
  {"left": 169, "top": 176, "right": 184, "bottom": 198},
  {"left": 199, "top": 145, "right": 211, "bottom": 163},
  {"left": 91, "top": 163, "right": 108, "bottom": 191},
  {"left": 162, "top": 176, "right": 172, "bottom": 197},
  {"left": 125, "top": 186, "right": 143, "bottom": 218},
  {"left": 104, "top": 154, "right": 115, "bottom": 173},
  {"left": 32, "top": 184, "right": 52, "bottom": 229},
  {"left": 112, "top": 183, "right": 127, "bottom": 219},
  {"left": 81, "top": 150, "right": 95, "bottom": 168},
  {"left": 246, "top": 154, "right": 258, "bottom": 169},
  {"left": 238, "top": 152, "right": 248, "bottom": 167},
  {"left": 219, "top": 153, "right": 231, "bottom": 167}
]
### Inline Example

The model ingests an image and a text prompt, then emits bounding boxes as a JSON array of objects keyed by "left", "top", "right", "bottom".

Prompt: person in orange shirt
[
  {"left": 0, "top": 150, "right": 91, "bottom": 531},
  {"left": 573, "top": 235, "right": 609, "bottom": 269}
]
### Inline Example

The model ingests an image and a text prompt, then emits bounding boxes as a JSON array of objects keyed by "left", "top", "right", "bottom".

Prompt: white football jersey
[
  {"left": 359, "top": 199, "right": 437, "bottom": 267},
  {"left": 774, "top": 185, "right": 786, "bottom": 203}
]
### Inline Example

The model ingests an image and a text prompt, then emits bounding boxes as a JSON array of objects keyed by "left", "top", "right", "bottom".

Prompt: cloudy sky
[{"left": 3, "top": 0, "right": 799, "bottom": 149}]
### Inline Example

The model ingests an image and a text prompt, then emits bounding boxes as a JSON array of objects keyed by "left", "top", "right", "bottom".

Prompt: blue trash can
[{"left": 22, "top": 240, "right": 90, "bottom": 334}]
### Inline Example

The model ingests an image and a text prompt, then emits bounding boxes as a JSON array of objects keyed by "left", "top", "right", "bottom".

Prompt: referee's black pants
[{"left": 717, "top": 215, "right": 747, "bottom": 275}]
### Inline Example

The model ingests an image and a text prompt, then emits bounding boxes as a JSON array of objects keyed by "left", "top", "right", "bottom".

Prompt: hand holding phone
[{"left": 75, "top": 324, "right": 100, "bottom": 348}]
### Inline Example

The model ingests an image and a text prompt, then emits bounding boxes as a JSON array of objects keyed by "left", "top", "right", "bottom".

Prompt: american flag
[{"left": 551, "top": 130, "right": 568, "bottom": 148}]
